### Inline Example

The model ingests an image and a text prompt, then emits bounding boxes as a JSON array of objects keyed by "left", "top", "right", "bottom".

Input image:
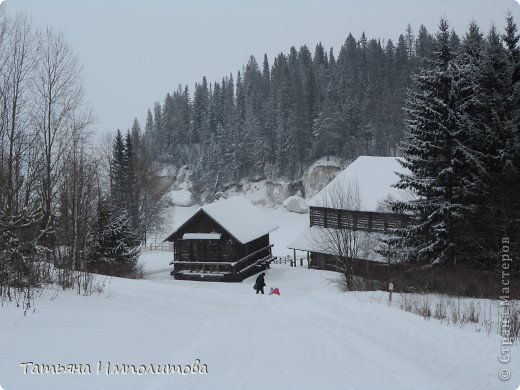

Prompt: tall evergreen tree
[
  {"left": 91, "top": 198, "right": 140, "bottom": 275},
  {"left": 390, "top": 19, "right": 477, "bottom": 265},
  {"left": 110, "top": 130, "right": 126, "bottom": 206},
  {"left": 124, "top": 131, "right": 139, "bottom": 231},
  {"left": 312, "top": 98, "right": 343, "bottom": 159},
  {"left": 467, "top": 24, "right": 520, "bottom": 265},
  {"left": 415, "top": 25, "right": 434, "bottom": 61},
  {"left": 139, "top": 26, "right": 420, "bottom": 192}
]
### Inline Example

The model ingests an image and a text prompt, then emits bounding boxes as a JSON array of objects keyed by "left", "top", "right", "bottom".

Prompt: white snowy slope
[
  {"left": 168, "top": 189, "right": 195, "bottom": 207},
  {"left": 0, "top": 261, "right": 517, "bottom": 390}
]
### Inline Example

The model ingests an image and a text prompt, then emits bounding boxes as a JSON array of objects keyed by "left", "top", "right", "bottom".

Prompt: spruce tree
[
  {"left": 390, "top": 19, "right": 477, "bottom": 265},
  {"left": 110, "top": 130, "right": 126, "bottom": 207},
  {"left": 91, "top": 198, "right": 139, "bottom": 275},
  {"left": 124, "top": 131, "right": 139, "bottom": 232},
  {"left": 143, "top": 109, "right": 155, "bottom": 153},
  {"left": 312, "top": 98, "right": 343, "bottom": 159},
  {"left": 468, "top": 24, "right": 520, "bottom": 266},
  {"left": 415, "top": 25, "right": 434, "bottom": 61},
  {"left": 153, "top": 102, "right": 164, "bottom": 159}
]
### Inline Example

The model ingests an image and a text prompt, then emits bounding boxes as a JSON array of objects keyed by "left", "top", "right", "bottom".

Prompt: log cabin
[
  {"left": 164, "top": 196, "right": 278, "bottom": 282},
  {"left": 288, "top": 156, "right": 414, "bottom": 272}
]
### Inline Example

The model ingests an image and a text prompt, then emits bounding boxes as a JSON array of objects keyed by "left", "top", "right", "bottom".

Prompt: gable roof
[
  {"left": 308, "top": 156, "right": 414, "bottom": 212},
  {"left": 165, "top": 196, "right": 279, "bottom": 244}
]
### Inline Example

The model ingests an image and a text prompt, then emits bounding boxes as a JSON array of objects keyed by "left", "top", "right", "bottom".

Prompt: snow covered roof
[
  {"left": 308, "top": 156, "right": 414, "bottom": 212},
  {"left": 201, "top": 197, "right": 278, "bottom": 244},
  {"left": 287, "top": 226, "right": 386, "bottom": 262},
  {"left": 182, "top": 233, "right": 222, "bottom": 240},
  {"left": 165, "top": 196, "right": 279, "bottom": 244},
  {"left": 287, "top": 226, "right": 338, "bottom": 255}
]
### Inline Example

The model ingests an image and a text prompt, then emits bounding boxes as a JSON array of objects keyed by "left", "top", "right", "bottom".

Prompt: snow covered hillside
[
  {"left": 1, "top": 259, "right": 517, "bottom": 390},
  {"left": 160, "top": 156, "right": 344, "bottom": 210}
]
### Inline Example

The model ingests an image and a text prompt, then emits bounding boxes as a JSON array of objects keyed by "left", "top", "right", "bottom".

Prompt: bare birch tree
[
  {"left": 57, "top": 134, "right": 99, "bottom": 287},
  {"left": 1, "top": 12, "right": 96, "bottom": 305},
  {"left": 0, "top": 14, "right": 35, "bottom": 214},
  {"left": 32, "top": 28, "right": 91, "bottom": 256},
  {"left": 311, "top": 179, "right": 378, "bottom": 289},
  {"left": 0, "top": 13, "right": 52, "bottom": 307}
]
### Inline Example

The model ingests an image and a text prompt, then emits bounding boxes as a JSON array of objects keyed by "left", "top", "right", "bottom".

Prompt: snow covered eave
[
  {"left": 288, "top": 226, "right": 342, "bottom": 255},
  {"left": 163, "top": 197, "right": 279, "bottom": 244},
  {"left": 182, "top": 233, "right": 222, "bottom": 240},
  {"left": 288, "top": 226, "right": 388, "bottom": 263},
  {"left": 200, "top": 196, "right": 279, "bottom": 244}
]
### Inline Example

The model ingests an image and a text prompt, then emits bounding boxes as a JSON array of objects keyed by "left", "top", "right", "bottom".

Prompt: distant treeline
[{"left": 138, "top": 24, "right": 443, "bottom": 193}]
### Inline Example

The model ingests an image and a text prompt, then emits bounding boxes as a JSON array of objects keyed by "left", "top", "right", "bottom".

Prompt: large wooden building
[
  {"left": 288, "top": 156, "right": 413, "bottom": 272},
  {"left": 164, "top": 196, "right": 278, "bottom": 282}
]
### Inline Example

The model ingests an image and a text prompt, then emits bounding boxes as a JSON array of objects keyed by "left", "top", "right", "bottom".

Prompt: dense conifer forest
[{"left": 140, "top": 24, "right": 438, "bottom": 189}]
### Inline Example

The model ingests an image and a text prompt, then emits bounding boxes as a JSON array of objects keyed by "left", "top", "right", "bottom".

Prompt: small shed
[
  {"left": 288, "top": 156, "right": 415, "bottom": 271},
  {"left": 164, "top": 196, "right": 278, "bottom": 282}
]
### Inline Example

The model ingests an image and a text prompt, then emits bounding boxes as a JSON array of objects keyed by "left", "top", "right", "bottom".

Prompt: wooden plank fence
[
  {"left": 141, "top": 242, "right": 173, "bottom": 252},
  {"left": 272, "top": 255, "right": 307, "bottom": 267},
  {"left": 310, "top": 207, "right": 410, "bottom": 232}
]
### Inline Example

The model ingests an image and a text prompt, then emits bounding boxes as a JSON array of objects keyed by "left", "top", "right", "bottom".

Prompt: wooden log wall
[
  {"left": 172, "top": 235, "right": 273, "bottom": 282},
  {"left": 310, "top": 207, "right": 410, "bottom": 232},
  {"left": 310, "top": 252, "right": 415, "bottom": 279}
]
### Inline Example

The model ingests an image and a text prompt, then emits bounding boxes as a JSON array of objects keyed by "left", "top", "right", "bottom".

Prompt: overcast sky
[{"left": 4, "top": 0, "right": 520, "bottom": 138}]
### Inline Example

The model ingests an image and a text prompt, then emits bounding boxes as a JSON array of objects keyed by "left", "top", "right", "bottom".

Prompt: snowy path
[{"left": 1, "top": 259, "right": 518, "bottom": 390}]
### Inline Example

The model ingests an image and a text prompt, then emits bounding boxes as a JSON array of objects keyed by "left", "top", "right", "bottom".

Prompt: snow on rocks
[
  {"left": 282, "top": 193, "right": 308, "bottom": 214},
  {"left": 303, "top": 156, "right": 343, "bottom": 199},
  {"left": 169, "top": 189, "right": 195, "bottom": 207},
  {"left": 163, "top": 164, "right": 196, "bottom": 207},
  {"left": 175, "top": 165, "right": 191, "bottom": 188},
  {"left": 225, "top": 180, "right": 269, "bottom": 206},
  {"left": 156, "top": 163, "right": 178, "bottom": 178}
]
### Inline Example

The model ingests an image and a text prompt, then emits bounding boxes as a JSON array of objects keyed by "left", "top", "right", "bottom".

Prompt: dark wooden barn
[
  {"left": 164, "top": 196, "right": 278, "bottom": 282},
  {"left": 288, "top": 156, "right": 414, "bottom": 272}
]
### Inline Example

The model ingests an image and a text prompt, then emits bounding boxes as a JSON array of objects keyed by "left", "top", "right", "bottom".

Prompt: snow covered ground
[
  {"left": 1, "top": 260, "right": 518, "bottom": 390},
  {"left": 1, "top": 205, "right": 519, "bottom": 390}
]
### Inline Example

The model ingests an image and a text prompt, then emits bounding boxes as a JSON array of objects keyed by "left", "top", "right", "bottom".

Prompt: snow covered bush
[
  {"left": 397, "top": 293, "right": 519, "bottom": 341},
  {"left": 88, "top": 200, "right": 140, "bottom": 277},
  {"left": 283, "top": 194, "right": 308, "bottom": 213},
  {"left": 0, "top": 203, "right": 53, "bottom": 311}
]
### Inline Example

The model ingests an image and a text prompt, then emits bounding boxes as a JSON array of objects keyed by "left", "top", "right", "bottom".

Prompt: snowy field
[
  {"left": 1, "top": 260, "right": 519, "bottom": 390},
  {"left": 1, "top": 205, "right": 519, "bottom": 390}
]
